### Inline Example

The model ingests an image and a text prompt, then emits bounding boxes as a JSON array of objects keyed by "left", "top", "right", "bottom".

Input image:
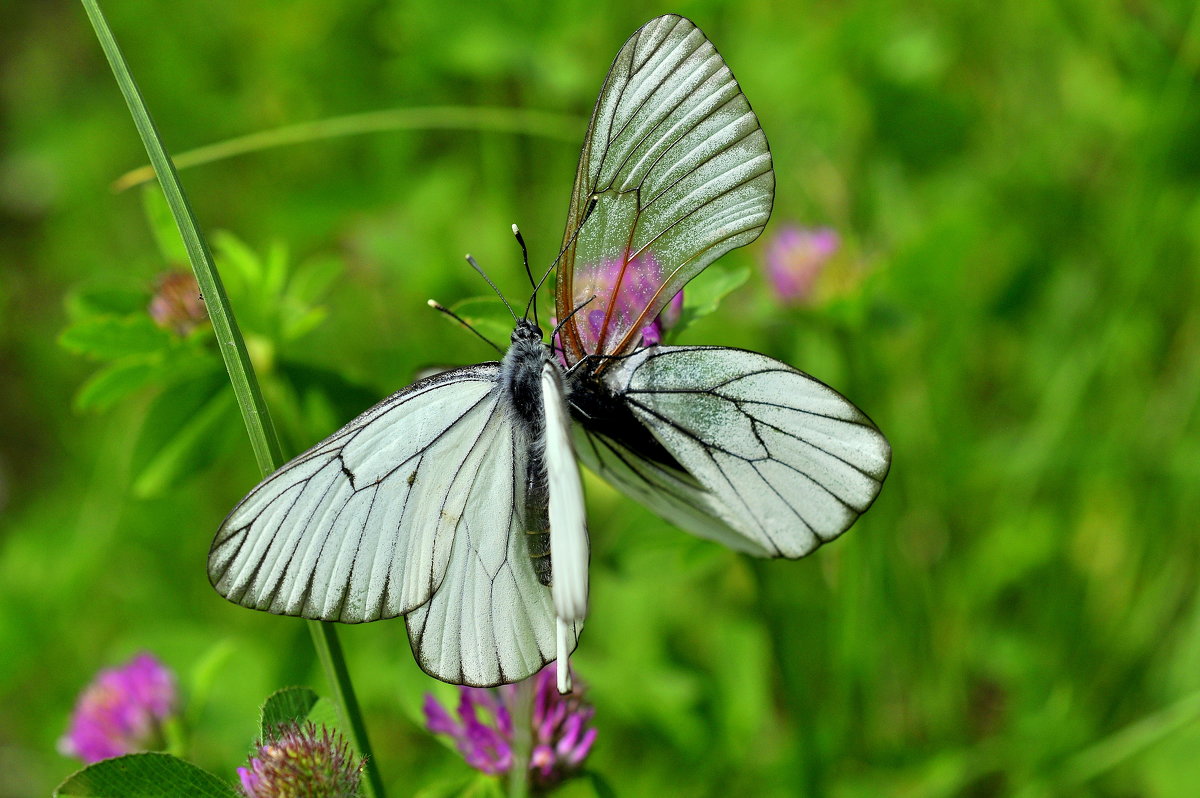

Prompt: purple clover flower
[
  {"left": 640, "top": 289, "right": 684, "bottom": 346},
  {"left": 763, "top": 225, "right": 839, "bottom": 304},
  {"left": 148, "top": 270, "right": 208, "bottom": 336},
  {"left": 574, "top": 252, "right": 681, "bottom": 351},
  {"left": 424, "top": 663, "right": 597, "bottom": 789},
  {"left": 238, "top": 722, "right": 363, "bottom": 798},
  {"left": 58, "top": 652, "right": 177, "bottom": 763},
  {"left": 553, "top": 252, "right": 683, "bottom": 363}
]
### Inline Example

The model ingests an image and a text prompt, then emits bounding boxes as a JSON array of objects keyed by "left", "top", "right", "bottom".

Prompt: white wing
[
  {"left": 575, "top": 346, "right": 890, "bottom": 556},
  {"left": 209, "top": 364, "right": 571, "bottom": 686},
  {"left": 542, "top": 363, "right": 589, "bottom": 624},
  {"left": 541, "top": 361, "right": 589, "bottom": 693},
  {"left": 574, "top": 422, "right": 771, "bottom": 555}
]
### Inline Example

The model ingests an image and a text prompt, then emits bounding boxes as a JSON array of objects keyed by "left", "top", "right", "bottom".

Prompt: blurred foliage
[{"left": 2, "top": 0, "right": 1199, "bottom": 796}]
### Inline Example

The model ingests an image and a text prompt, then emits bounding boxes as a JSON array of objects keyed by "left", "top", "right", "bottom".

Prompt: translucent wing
[
  {"left": 572, "top": 347, "right": 890, "bottom": 556},
  {"left": 209, "top": 365, "right": 570, "bottom": 686},
  {"left": 555, "top": 14, "right": 774, "bottom": 366}
]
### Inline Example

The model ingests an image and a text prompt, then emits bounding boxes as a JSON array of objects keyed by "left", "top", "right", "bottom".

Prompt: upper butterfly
[{"left": 208, "top": 15, "right": 891, "bottom": 694}]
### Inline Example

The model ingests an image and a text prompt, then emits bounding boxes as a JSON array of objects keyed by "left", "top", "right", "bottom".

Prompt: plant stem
[
  {"left": 311, "top": 623, "right": 387, "bottom": 798},
  {"left": 80, "top": 3, "right": 385, "bottom": 796},
  {"left": 751, "top": 560, "right": 825, "bottom": 798},
  {"left": 111, "top": 106, "right": 583, "bottom": 192},
  {"left": 507, "top": 679, "right": 534, "bottom": 798}
]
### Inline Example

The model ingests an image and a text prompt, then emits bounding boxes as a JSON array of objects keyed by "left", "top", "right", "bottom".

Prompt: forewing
[
  {"left": 404, "top": 399, "right": 577, "bottom": 686},
  {"left": 209, "top": 365, "right": 502, "bottom": 623},
  {"left": 555, "top": 14, "right": 774, "bottom": 364},
  {"left": 591, "top": 346, "right": 890, "bottom": 557}
]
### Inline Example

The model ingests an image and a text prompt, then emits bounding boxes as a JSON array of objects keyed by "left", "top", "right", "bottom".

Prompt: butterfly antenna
[
  {"left": 529, "top": 197, "right": 599, "bottom": 304},
  {"left": 564, "top": 347, "right": 642, "bottom": 377},
  {"left": 427, "top": 299, "right": 504, "bottom": 355},
  {"left": 465, "top": 253, "right": 519, "bottom": 324},
  {"left": 552, "top": 294, "right": 596, "bottom": 340},
  {"left": 512, "top": 223, "right": 538, "bottom": 328}
]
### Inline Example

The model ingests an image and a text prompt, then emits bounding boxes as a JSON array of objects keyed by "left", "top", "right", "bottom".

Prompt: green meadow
[{"left": 2, "top": 1, "right": 1198, "bottom": 795}]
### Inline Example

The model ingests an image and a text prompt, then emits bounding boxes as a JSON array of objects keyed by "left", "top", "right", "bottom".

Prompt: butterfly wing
[
  {"left": 541, "top": 360, "right": 589, "bottom": 693},
  {"left": 555, "top": 14, "right": 774, "bottom": 365},
  {"left": 209, "top": 364, "right": 570, "bottom": 686},
  {"left": 400, "top": 379, "right": 579, "bottom": 686},
  {"left": 573, "top": 346, "right": 890, "bottom": 556},
  {"left": 541, "top": 362, "right": 588, "bottom": 626}
]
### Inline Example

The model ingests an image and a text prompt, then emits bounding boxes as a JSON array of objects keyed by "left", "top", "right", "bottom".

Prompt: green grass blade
[
  {"left": 1060, "top": 689, "right": 1200, "bottom": 785},
  {"left": 80, "top": 3, "right": 385, "bottom": 797},
  {"left": 112, "top": 106, "right": 583, "bottom": 191},
  {"left": 80, "top": 0, "right": 281, "bottom": 475}
]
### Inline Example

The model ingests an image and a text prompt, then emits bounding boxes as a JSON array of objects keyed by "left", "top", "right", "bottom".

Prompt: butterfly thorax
[
  {"left": 500, "top": 320, "right": 548, "bottom": 427},
  {"left": 499, "top": 319, "right": 554, "bottom": 585}
]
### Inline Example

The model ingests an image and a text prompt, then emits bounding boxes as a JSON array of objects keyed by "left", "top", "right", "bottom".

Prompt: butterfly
[{"left": 208, "top": 14, "right": 891, "bottom": 693}]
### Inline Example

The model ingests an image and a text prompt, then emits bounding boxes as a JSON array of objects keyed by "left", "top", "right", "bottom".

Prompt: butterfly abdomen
[
  {"left": 500, "top": 320, "right": 554, "bottom": 586},
  {"left": 524, "top": 448, "right": 553, "bottom": 585}
]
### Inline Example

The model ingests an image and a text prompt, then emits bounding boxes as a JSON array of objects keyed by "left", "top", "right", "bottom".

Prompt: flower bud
[{"left": 238, "top": 722, "right": 364, "bottom": 798}]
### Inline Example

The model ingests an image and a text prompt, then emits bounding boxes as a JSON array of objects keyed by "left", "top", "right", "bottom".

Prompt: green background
[{"left": 3, "top": 0, "right": 1199, "bottom": 795}]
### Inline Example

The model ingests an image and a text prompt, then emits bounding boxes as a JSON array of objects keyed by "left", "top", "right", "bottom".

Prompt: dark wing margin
[
  {"left": 583, "top": 346, "right": 891, "bottom": 557},
  {"left": 555, "top": 14, "right": 774, "bottom": 366}
]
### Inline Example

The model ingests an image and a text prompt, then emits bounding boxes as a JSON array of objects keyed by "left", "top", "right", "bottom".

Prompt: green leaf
[
  {"left": 446, "top": 296, "right": 511, "bottom": 350},
  {"left": 74, "top": 359, "right": 161, "bottom": 412},
  {"left": 460, "top": 774, "right": 505, "bottom": 798},
  {"left": 280, "top": 306, "right": 328, "bottom": 342},
  {"left": 579, "top": 771, "right": 618, "bottom": 798},
  {"left": 262, "top": 241, "right": 288, "bottom": 300},
  {"left": 140, "top": 185, "right": 189, "bottom": 264},
  {"left": 256, "top": 692, "right": 347, "bottom": 750},
  {"left": 278, "top": 361, "right": 379, "bottom": 422},
  {"left": 287, "top": 255, "right": 343, "bottom": 306},
  {"left": 131, "top": 372, "right": 237, "bottom": 497},
  {"left": 413, "top": 776, "right": 476, "bottom": 798},
  {"left": 260, "top": 686, "right": 319, "bottom": 737},
  {"left": 185, "top": 640, "right": 237, "bottom": 729},
  {"left": 271, "top": 360, "right": 380, "bottom": 457},
  {"left": 65, "top": 285, "right": 149, "bottom": 320},
  {"left": 59, "top": 316, "right": 173, "bottom": 360},
  {"left": 672, "top": 262, "right": 749, "bottom": 336},
  {"left": 304, "top": 697, "right": 343, "bottom": 736},
  {"left": 53, "top": 753, "right": 239, "bottom": 798},
  {"left": 212, "top": 231, "right": 263, "bottom": 293}
]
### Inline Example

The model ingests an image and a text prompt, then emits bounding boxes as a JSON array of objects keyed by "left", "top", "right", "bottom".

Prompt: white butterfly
[{"left": 209, "top": 14, "right": 891, "bottom": 693}]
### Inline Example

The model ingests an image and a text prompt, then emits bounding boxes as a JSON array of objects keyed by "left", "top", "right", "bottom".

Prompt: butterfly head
[{"left": 511, "top": 318, "right": 544, "bottom": 346}]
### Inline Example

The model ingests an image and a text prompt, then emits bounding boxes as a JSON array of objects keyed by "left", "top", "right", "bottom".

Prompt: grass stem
[
  {"left": 112, "top": 106, "right": 582, "bottom": 191},
  {"left": 80, "top": 2, "right": 385, "bottom": 796}
]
